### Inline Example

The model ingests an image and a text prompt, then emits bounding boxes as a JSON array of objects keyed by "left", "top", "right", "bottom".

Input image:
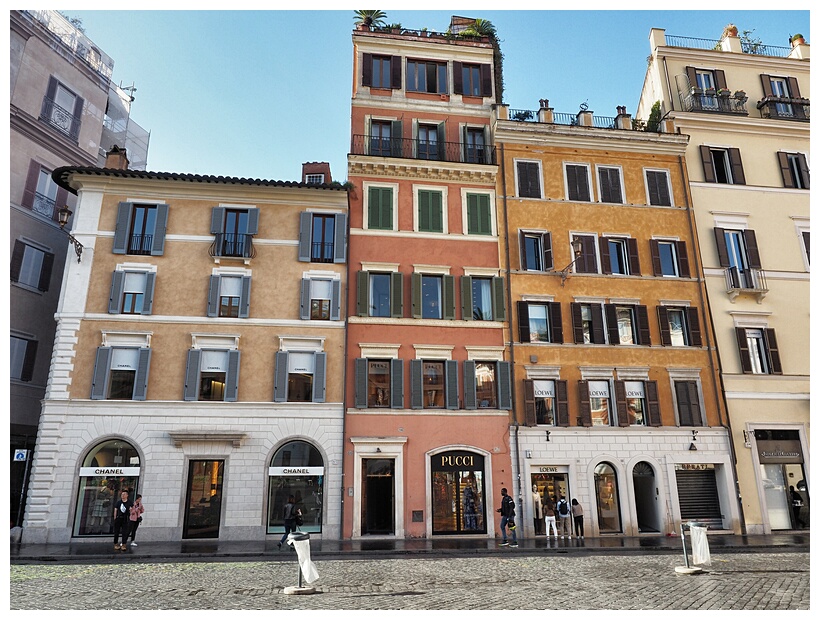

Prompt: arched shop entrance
[
  {"left": 430, "top": 450, "right": 487, "bottom": 535},
  {"left": 267, "top": 440, "right": 325, "bottom": 535},
  {"left": 594, "top": 462, "right": 622, "bottom": 533}
]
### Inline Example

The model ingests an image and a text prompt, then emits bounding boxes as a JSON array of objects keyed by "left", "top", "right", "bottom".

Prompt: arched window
[
  {"left": 267, "top": 441, "right": 324, "bottom": 535},
  {"left": 594, "top": 461, "right": 622, "bottom": 533}
]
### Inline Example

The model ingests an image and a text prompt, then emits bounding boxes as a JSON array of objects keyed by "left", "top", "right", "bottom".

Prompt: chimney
[
  {"left": 105, "top": 145, "right": 129, "bottom": 170},
  {"left": 302, "top": 162, "right": 332, "bottom": 184}
]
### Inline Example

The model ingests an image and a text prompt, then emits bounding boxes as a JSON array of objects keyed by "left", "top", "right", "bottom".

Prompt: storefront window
[
  {"left": 431, "top": 451, "right": 486, "bottom": 535},
  {"left": 533, "top": 380, "right": 556, "bottom": 425},
  {"left": 755, "top": 429, "right": 808, "bottom": 530},
  {"left": 423, "top": 361, "right": 445, "bottom": 408},
  {"left": 594, "top": 462, "right": 622, "bottom": 533},
  {"left": 267, "top": 440, "right": 324, "bottom": 534},
  {"left": 589, "top": 380, "right": 611, "bottom": 426},
  {"left": 73, "top": 439, "right": 140, "bottom": 537},
  {"left": 625, "top": 381, "right": 646, "bottom": 426}
]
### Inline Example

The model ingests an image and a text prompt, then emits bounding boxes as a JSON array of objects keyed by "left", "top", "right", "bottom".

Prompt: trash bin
[{"left": 284, "top": 531, "right": 319, "bottom": 595}]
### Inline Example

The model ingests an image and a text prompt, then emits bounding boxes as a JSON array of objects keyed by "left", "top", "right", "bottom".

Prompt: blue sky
[{"left": 65, "top": 7, "right": 811, "bottom": 183}]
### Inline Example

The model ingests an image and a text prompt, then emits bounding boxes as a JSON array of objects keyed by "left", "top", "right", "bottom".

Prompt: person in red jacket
[{"left": 128, "top": 494, "right": 145, "bottom": 546}]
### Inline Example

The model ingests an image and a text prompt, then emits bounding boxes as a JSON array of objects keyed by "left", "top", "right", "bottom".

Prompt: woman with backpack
[{"left": 556, "top": 495, "right": 572, "bottom": 539}]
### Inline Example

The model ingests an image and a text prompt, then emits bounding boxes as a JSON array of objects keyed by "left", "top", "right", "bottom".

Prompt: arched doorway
[
  {"left": 73, "top": 439, "right": 140, "bottom": 537},
  {"left": 430, "top": 450, "right": 487, "bottom": 535},
  {"left": 267, "top": 440, "right": 325, "bottom": 535},
  {"left": 632, "top": 461, "right": 660, "bottom": 533},
  {"left": 594, "top": 462, "right": 622, "bottom": 533}
]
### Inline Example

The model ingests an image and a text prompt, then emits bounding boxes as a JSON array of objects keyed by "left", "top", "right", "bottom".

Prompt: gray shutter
[
  {"left": 141, "top": 272, "right": 156, "bottom": 315},
  {"left": 333, "top": 213, "right": 347, "bottom": 263},
  {"left": 273, "top": 351, "right": 289, "bottom": 402},
  {"left": 150, "top": 204, "right": 169, "bottom": 255},
  {"left": 246, "top": 208, "right": 259, "bottom": 235},
  {"left": 108, "top": 271, "right": 125, "bottom": 314},
  {"left": 10, "top": 240, "right": 25, "bottom": 283},
  {"left": 497, "top": 361, "right": 512, "bottom": 410},
  {"left": 391, "top": 272, "right": 403, "bottom": 318},
  {"left": 354, "top": 358, "right": 368, "bottom": 408},
  {"left": 357, "top": 271, "right": 369, "bottom": 316},
  {"left": 330, "top": 279, "right": 341, "bottom": 321},
  {"left": 225, "top": 350, "right": 240, "bottom": 402},
  {"left": 298, "top": 212, "right": 312, "bottom": 262},
  {"left": 300, "top": 278, "right": 311, "bottom": 320},
  {"left": 113, "top": 202, "right": 132, "bottom": 254},
  {"left": 391, "top": 359, "right": 404, "bottom": 409},
  {"left": 183, "top": 349, "right": 201, "bottom": 401},
  {"left": 411, "top": 272, "right": 422, "bottom": 319},
  {"left": 463, "top": 360, "right": 477, "bottom": 410},
  {"left": 442, "top": 275, "right": 455, "bottom": 320},
  {"left": 445, "top": 360, "right": 459, "bottom": 409},
  {"left": 461, "top": 276, "right": 474, "bottom": 321},
  {"left": 436, "top": 123, "right": 446, "bottom": 161},
  {"left": 210, "top": 207, "right": 225, "bottom": 234},
  {"left": 206, "top": 275, "right": 220, "bottom": 317},
  {"left": 410, "top": 359, "right": 423, "bottom": 409},
  {"left": 90, "top": 347, "right": 112, "bottom": 399},
  {"left": 239, "top": 276, "right": 252, "bottom": 318},
  {"left": 313, "top": 352, "right": 326, "bottom": 403},
  {"left": 492, "top": 276, "right": 506, "bottom": 321},
  {"left": 133, "top": 348, "right": 152, "bottom": 401},
  {"left": 37, "top": 252, "right": 54, "bottom": 292}
]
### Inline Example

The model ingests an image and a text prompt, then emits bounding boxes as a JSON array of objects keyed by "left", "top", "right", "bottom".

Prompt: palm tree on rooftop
[{"left": 353, "top": 10, "right": 387, "bottom": 28}]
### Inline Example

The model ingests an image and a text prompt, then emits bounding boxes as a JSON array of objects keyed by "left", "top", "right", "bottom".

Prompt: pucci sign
[{"left": 79, "top": 467, "right": 141, "bottom": 477}]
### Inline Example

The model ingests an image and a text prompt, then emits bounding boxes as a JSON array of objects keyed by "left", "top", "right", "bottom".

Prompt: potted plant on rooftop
[
  {"left": 790, "top": 33, "right": 806, "bottom": 46},
  {"left": 353, "top": 10, "right": 387, "bottom": 31}
]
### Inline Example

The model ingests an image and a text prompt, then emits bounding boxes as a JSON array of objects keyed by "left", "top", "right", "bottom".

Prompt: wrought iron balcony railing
[
  {"left": 127, "top": 234, "right": 154, "bottom": 256},
  {"left": 757, "top": 96, "right": 810, "bottom": 121},
  {"left": 30, "top": 191, "right": 58, "bottom": 220},
  {"left": 39, "top": 97, "right": 81, "bottom": 141},
  {"left": 725, "top": 267, "right": 768, "bottom": 302},
  {"left": 351, "top": 134, "right": 496, "bottom": 165},
  {"left": 209, "top": 233, "right": 256, "bottom": 259},
  {"left": 682, "top": 91, "right": 749, "bottom": 115},
  {"left": 311, "top": 242, "right": 335, "bottom": 263}
]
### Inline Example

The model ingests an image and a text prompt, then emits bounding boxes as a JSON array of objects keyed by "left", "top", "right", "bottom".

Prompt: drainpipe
[
  {"left": 662, "top": 56, "right": 675, "bottom": 112},
  {"left": 677, "top": 155, "right": 746, "bottom": 534},
  {"left": 339, "top": 183, "right": 352, "bottom": 541},
  {"left": 498, "top": 143, "right": 523, "bottom": 517}
]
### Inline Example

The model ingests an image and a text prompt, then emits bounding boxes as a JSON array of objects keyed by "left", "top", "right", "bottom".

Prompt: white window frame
[
  {"left": 653, "top": 237, "right": 681, "bottom": 277},
  {"left": 643, "top": 168, "right": 674, "bottom": 207},
  {"left": 563, "top": 162, "right": 593, "bottom": 202},
  {"left": 667, "top": 368, "right": 706, "bottom": 427},
  {"left": 595, "top": 164, "right": 625, "bottom": 204},
  {"left": 514, "top": 159, "right": 544, "bottom": 199}
]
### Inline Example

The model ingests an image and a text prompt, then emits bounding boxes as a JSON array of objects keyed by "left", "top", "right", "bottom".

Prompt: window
[
  {"left": 597, "top": 166, "right": 623, "bottom": 203},
  {"left": 417, "top": 124, "right": 441, "bottom": 161},
  {"left": 411, "top": 274, "right": 455, "bottom": 320},
  {"left": 760, "top": 74, "right": 806, "bottom": 120},
  {"left": 453, "top": 62, "right": 491, "bottom": 97},
  {"left": 113, "top": 202, "right": 169, "bottom": 256},
  {"left": 579, "top": 380, "right": 612, "bottom": 426},
  {"left": 406, "top": 59, "right": 447, "bottom": 94},
  {"left": 650, "top": 239, "right": 690, "bottom": 277},
  {"left": 273, "top": 350, "right": 326, "bottom": 403},
  {"left": 714, "top": 228, "right": 762, "bottom": 289},
  {"left": 464, "top": 127, "right": 487, "bottom": 164},
  {"left": 10, "top": 240, "right": 54, "bottom": 292},
  {"left": 462, "top": 276, "right": 505, "bottom": 321},
  {"left": 22, "top": 163, "right": 64, "bottom": 219},
  {"left": 604, "top": 304, "right": 650, "bottom": 346},
  {"left": 614, "top": 380, "right": 660, "bottom": 427},
  {"left": 417, "top": 189, "right": 443, "bottom": 232},
  {"left": 645, "top": 170, "right": 672, "bottom": 206},
  {"left": 108, "top": 270, "right": 156, "bottom": 315},
  {"left": 777, "top": 152, "right": 810, "bottom": 189},
  {"left": 466, "top": 193, "right": 492, "bottom": 235},
  {"left": 461, "top": 64, "right": 481, "bottom": 96},
  {"left": 357, "top": 271, "right": 403, "bottom": 318},
  {"left": 736, "top": 327, "right": 782, "bottom": 375},
  {"left": 520, "top": 232, "right": 553, "bottom": 272},
  {"left": 305, "top": 173, "right": 325, "bottom": 184},
  {"left": 183, "top": 349, "right": 240, "bottom": 402},
  {"left": 298, "top": 212, "right": 347, "bottom": 263},
  {"left": 300, "top": 278, "right": 341, "bottom": 321},
  {"left": 91, "top": 347, "right": 152, "bottom": 401},
  {"left": 367, "top": 186, "right": 394, "bottom": 230},
  {"left": 600, "top": 237, "right": 640, "bottom": 276},
  {"left": 571, "top": 302, "right": 605, "bottom": 344},
  {"left": 10, "top": 335, "right": 37, "bottom": 382},
  {"left": 523, "top": 379, "right": 569, "bottom": 426},
  {"left": 39, "top": 77, "right": 84, "bottom": 140},
  {"left": 572, "top": 234, "right": 599, "bottom": 274},
  {"left": 700, "top": 146, "right": 746, "bottom": 185},
  {"left": 369, "top": 55, "right": 393, "bottom": 89},
  {"left": 658, "top": 306, "right": 701, "bottom": 347},
  {"left": 802, "top": 231, "right": 810, "bottom": 265},
  {"left": 674, "top": 381, "right": 703, "bottom": 426},
  {"left": 463, "top": 360, "right": 512, "bottom": 410},
  {"left": 516, "top": 161, "right": 542, "bottom": 199},
  {"left": 769, "top": 76, "right": 793, "bottom": 116},
  {"left": 517, "top": 301, "right": 563, "bottom": 343},
  {"left": 565, "top": 164, "right": 592, "bottom": 202},
  {"left": 354, "top": 358, "right": 403, "bottom": 408},
  {"left": 207, "top": 274, "right": 251, "bottom": 318},
  {"left": 370, "top": 120, "right": 393, "bottom": 157},
  {"left": 410, "top": 360, "right": 456, "bottom": 409}
]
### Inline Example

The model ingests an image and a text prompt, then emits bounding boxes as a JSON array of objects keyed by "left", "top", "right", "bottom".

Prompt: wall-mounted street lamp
[
  {"left": 558, "top": 238, "right": 584, "bottom": 286},
  {"left": 57, "top": 206, "right": 83, "bottom": 263}
]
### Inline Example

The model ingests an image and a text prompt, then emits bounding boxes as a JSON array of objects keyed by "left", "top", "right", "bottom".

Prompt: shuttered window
[
  {"left": 10, "top": 240, "right": 54, "bottom": 292},
  {"left": 10, "top": 336, "right": 37, "bottom": 383},
  {"left": 417, "top": 190, "right": 444, "bottom": 232},
  {"left": 272, "top": 351, "right": 326, "bottom": 403},
  {"left": 466, "top": 193, "right": 492, "bottom": 235},
  {"left": 565, "top": 164, "right": 591, "bottom": 202},
  {"left": 645, "top": 170, "right": 672, "bottom": 206},
  {"left": 90, "top": 347, "right": 152, "bottom": 401},
  {"left": 516, "top": 161, "right": 542, "bottom": 198},
  {"left": 598, "top": 167, "right": 623, "bottom": 203},
  {"left": 367, "top": 187, "right": 393, "bottom": 230},
  {"left": 520, "top": 231, "right": 553, "bottom": 272},
  {"left": 674, "top": 381, "right": 703, "bottom": 426}
]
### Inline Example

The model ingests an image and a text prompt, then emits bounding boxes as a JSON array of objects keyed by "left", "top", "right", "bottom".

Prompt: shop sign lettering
[
  {"left": 539, "top": 466, "right": 559, "bottom": 473},
  {"left": 79, "top": 467, "right": 141, "bottom": 477},
  {"left": 269, "top": 466, "right": 324, "bottom": 476},
  {"left": 441, "top": 455, "right": 474, "bottom": 467},
  {"left": 676, "top": 463, "right": 713, "bottom": 471},
  {"left": 589, "top": 390, "right": 608, "bottom": 397},
  {"left": 533, "top": 381, "right": 554, "bottom": 398}
]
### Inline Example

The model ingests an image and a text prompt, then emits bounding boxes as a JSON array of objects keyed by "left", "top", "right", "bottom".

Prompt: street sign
[{"left": 14, "top": 449, "right": 28, "bottom": 462}]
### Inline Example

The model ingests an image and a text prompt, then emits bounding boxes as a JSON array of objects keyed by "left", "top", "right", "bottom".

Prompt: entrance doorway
[
  {"left": 430, "top": 451, "right": 486, "bottom": 534},
  {"left": 632, "top": 461, "right": 660, "bottom": 533},
  {"left": 594, "top": 462, "right": 622, "bottom": 533},
  {"left": 362, "top": 458, "right": 394, "bottom": 535},
  {"left": 530, "top": 471, "right": 569, "bottom": 511},
  {"left": 183, "top": 460, "right": 224, "bottom": 539}
]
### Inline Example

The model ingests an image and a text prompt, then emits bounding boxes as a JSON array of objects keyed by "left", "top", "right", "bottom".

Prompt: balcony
[
  {"left": 210, "top": 233, "right": 256, "bottom": 260},
  {"left": 311, "top": 242, "right": 334, "bottom": 263},
  {"left": 39, "top": 97, "right": 81, "bottom": 141},
  {"left": 682, "top": 90, "right": 749, "bottom": 116},
  {"left": 30, "top": 191, "right": 58, "bottom": 220},
  {"left": 350, "top": 134, "right": 496, "bottom": 165},
  {"left": 757, "top": 96, "right": 810, "bottom": 121},
  {"left": 725, "top": 267, "right": 768, "bottom": 303},
  {"left": 127, "top": 234, "right": 154, "bottom": 256}
]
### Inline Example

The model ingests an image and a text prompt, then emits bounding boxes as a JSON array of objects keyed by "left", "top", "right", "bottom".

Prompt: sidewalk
[{"left": 10, "top": 532, "right": 809, "bottom": 563}]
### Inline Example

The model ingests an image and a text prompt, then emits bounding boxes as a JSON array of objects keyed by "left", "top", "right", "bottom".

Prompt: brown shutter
[
  {"left": 759, "top": 74, "right": 773, "bottom": 97},
  {"left": 10, "top": 240, "right": 25, "bottom": 283},
  {"left": 714, "top": 227, "right": 730, "bottom": 267},
  {"left": 765, "top": 329, "right": 783, "bottom": 374},
  {"left": 604, "top": 304, "right": 619, "bottom": 345},
  {"left": 728, "top": 148, "right": 746, "bottom": 185},
  {"left": 20, "top": 339, "right": 38, "bottom": 383},
  {"left": 37, "top": 251, "right": 54, "bottom": 292},
  {"left": 700, "top": 146, "right": 716, "bottom": 183},
  {"left": 650, "top": 240, "right": 662, "bottom": 276},
  {"left": 581, "top": 235, "right": 598, "bottom": 273},
  {"left": 778, "top": 152, "right": 795, "bottom": 188},
  {"left": 523, "top": 379, "right": 536, "bottom": 426},
  {"left": 599, "top": 237, "right": 612, "bottom": 274},
  {"left": 543, "top": 232, "right": 553, "bottom": 270},
  {"left": 22, "top": 160, "right": 40, "bottom": 210},
  {"left": 518, "top": 231, "right": 527, "bottom": 270},
  {"left": 657, "top": 306, "right": 672, "bottom": 346},
  {"left": 591, "top": 304, "right": 605, "bottom": 344},
  {"left": 571, "top": 303, "right": 584, "bottom": 344},
  {"left": 636, "top": 305, "right": 651, "bottom": 346},
  {"left": 614, "top": 380, "right": 630, "bottom": 427},
  {"left": 517, "top": 301, "right": 530, "bottom": 343},
  {"left": 453, "top": 61, "right": 463, "bottom": 94},
  {"left": 550, "top": 302, "right": 564, "bottom": 344},
  {"left": 676, "top": 241, "right": 691, "bottom": 278},
  {"left": 646, "top": 381, "right": 661, "bottom": 427},
  {"left": 685, "top": 66, "right": 698, "bottom": 90},
  {"left": 577, "top": 381, "right": 592, "bottom": 427},
  {"left": 787, "top": 77, "right": 802, "bottom": 98},
  {"left": 743, "top": 229, "right": 762, "bottom": 268},
  {"left": 70, "top": 95, "right": 84, "bottom": 141},
  {"left": 362, "top": 53, "right": 372, "bottom": 86},
  {"left": 686, "top": 308, "right": 702, "bottom": 347},
  {"left": 390, "top": 55, "right": 402, "bottom": 89},
  {"left": 714, "top": 69, "right": 727, "bottom": 90},
  {"left": 798, "top": 154, "right": 810, "bottom": 189},
  {"left": 555, "top": 380, "right": 569, "bottom": 427},
  {"left": 480, "top": 64, "right": 492, "bottom": 97},
  {"left": 735, "top": 327, "right": 753, "bottom": 373},
  {"left": 627, "top": 238, "right": 641, "bottom": 275}
]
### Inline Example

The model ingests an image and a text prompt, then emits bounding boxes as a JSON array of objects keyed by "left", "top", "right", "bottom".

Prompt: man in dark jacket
[
  {"left": 112, "top": 490, "right": 133, "bottom": 551},
  {"left": 497, "top": 487, "right": 518, "bottom": 547}
]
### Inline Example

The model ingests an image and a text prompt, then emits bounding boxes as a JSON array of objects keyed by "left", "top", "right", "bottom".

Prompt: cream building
[{"left": 638, "top": 25, "right": 810, "bottom": 534}]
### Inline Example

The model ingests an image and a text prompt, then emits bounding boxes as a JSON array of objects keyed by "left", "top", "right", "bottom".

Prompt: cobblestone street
[{"left": 10, "top": 551, "right": 809, "bottom": 610}]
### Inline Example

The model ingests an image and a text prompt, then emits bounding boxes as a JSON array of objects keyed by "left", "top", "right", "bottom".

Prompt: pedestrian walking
[
  {"left": 112, "top": 490, "right": 133, "bottom": 551},
  {"left": 278, "top": 495, "right": 297, "bottom": 550},
  {"left": 531, "top": 484, "right": 544, "bottom": 535},
  {"left": 496, "top": 487, "right": 518, "bottom": 547},
  {"left": 128, "top": 494, "right": 144, "bottom": 546},
  {"left": 544, "top": 497, "right": 558, "bottom": 537},
  {"left": 571, "top": 498, "right": 584, "bottom": 538},
  {"left": 556, "top": 495, "right": 572, "bottom": 538}
]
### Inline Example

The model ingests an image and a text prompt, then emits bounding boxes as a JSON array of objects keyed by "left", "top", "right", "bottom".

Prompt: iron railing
[
  {"left": 757, "top": 97, "right": 810, "bottom": 121},
  {"left": 666, "top": 34, "right": 792, "bottom": 57},
  {"left": 506, "top": 111, "right": 672, "bottom": 133},
  {"left": 682, "top": 91, "right": 749, "bottom": 115},
  {"left": 209, "top": 233, "right": 256, "bottom": 259},
  {"left": 311, "top": 242, "right": 335, "bottom": 263},
  {"left": 127, "top": 234, "right": 154, "bottom": 256},
  {"left": 725, "top": 267, "right": 767, "bottom": 293},
  {"left": 351, "top": 134, "right": 496, "bottom": 165},
  {"left": 39, "top": 97, "right": 81, "bottom": 141},
  {"left": 31, "top": 192, "right": 58, "bottom": 220}
]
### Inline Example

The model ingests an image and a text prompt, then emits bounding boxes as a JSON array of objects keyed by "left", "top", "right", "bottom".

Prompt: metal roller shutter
[{"left": 675, "top": 469, "right": 723, "bottom": 529}]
